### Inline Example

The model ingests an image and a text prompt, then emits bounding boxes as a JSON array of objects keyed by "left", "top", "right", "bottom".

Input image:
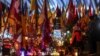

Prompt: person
[
  {"left": 88, "top": 15, "right": 99, "bottom": 55},
  {"left": 70, "top": 24, "right": 82, "bottom": 47},
  {"left": 70, "top": 24, "right": 83, "bottom": 55}
]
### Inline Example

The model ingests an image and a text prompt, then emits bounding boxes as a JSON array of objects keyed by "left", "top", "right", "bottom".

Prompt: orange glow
[{"left": 25, "top": 36, "right": 28, "bottom": 40}]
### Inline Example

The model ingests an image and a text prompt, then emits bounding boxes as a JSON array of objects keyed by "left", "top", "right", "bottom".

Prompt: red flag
[
  {"left": 56, "top": 6, "right": 61, "bottom": 17},
  {"left": 66, "top": 0, "right": 76, "bottom": 25},
  {"left": 74, "top": 8, "right": 78, "bottom": 18},
  {"left": 42, "top": 0, "right": 51, "bottom": 45},
  {"left": 89, "top": 5, "right": 93, "bottom": 17},
  {"left": 9, "top": 0, "right": 20, "bottom": 18},
  {"left": 9, "top": 0, "right": 21, "bottom": 40}
]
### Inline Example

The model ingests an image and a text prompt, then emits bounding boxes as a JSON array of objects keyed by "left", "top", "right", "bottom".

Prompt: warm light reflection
[
  {"left": 25, "top": 36, "right": 28, "bottom": 40},
  {"left": 75, "top": 51, "right": 78, "bottom": 56},
  {"left": 15, "top": 42, "right": 19, "bottom": 50}
]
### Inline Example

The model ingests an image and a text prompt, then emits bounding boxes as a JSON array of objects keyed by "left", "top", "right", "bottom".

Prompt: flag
[
  {"left": 66, "top": 0, "right": 75, "bottom": 24},
  {"left": 61, "top": 7, "right": 66, "bottom": 28},
  {"left": 16, "top": 35, "right": 22, "bottom": 43},
  {"left": 66, "top": 0, "right": 77, "bottom": 30},
  {"left": 30, "top": 0, "right": 36, "bottom": 11},
  {"left": 34, "top": 0, "right": 39, "bottom": 33},
  {"left": 30, "top": 0, "right": 39, "bottom": 38},
  {"left": 89, "top": 5, "right": 93, "bottom": 17},
  {"left": 9, "top": 0, "right": 21, "bottom": 40},
  {"left": 9, "top": 0, "right": 20, "bottom": 20},
  {"left": 56, "top": 6, "right": 62, "bottom": 17},
  {"left": 41, "top": 0, "right": 51, "bottom": 45},
  {"left": 74, "top": 8, "right": 78, "bottom": 18},
  {"left": 47, "top": 1, "right": 52, "bottom": 18},
  {"left": 67, "top": 0, "right": 74, "bottom": 10}
]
